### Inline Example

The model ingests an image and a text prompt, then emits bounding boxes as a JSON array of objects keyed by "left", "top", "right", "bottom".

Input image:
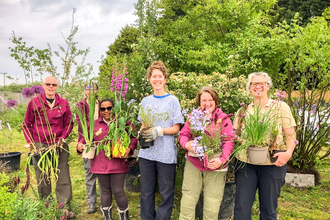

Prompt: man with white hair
[{"left": 23, "top": 76, "right": 75, "bottom": 218}]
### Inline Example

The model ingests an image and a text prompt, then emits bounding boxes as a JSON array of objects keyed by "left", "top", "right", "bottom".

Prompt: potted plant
[
  {"left": 0, "top": 100, "right": 22, "bottom": 172},
  {"left": 232, "top": 100, "right": 281, "bottom": 165},
  {"left": 94, "top": 62, "right": 138, "bottom": 159},
  {"left": 138, "top": 105, "right": 170, "bottom": 148}
]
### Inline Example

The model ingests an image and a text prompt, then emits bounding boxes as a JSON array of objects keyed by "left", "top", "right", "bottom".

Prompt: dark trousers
[
  {"left": 139, "top": 158, "right": 176, "bottom": 220},
  {"left": 97, "top": 173, "right": 128, "bottom": 210},
  {"left": 234, "top": 162, "right": 287, "bottom": 220},
  {"left": 32, "top": 142, "right": 72, "bottom": 205}
]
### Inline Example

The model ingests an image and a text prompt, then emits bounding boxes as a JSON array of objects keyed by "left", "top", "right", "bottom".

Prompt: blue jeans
[{"left": 139, "top": 158, "right": 176, "bottom": 220}]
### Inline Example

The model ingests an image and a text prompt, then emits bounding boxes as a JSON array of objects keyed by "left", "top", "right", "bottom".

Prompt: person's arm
[
  {"left": 22, "top": 100, "right": 35, "bottom": 145},
  {"left": 61, "top": 101, "right": 74, "bottom": 140},
  {"left": 273, "top": 126, "right": 296, "bottom": 167},
  {"left": 162, "top": 123, "right": 181, "bottom": 135},
  {"left": 178, "top": 121, "right": 194, "bottom": 152}
]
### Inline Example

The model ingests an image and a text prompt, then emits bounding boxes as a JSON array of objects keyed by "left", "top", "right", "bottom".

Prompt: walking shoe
[{"left": 87, "top": 203, "right": 96, "bottom": 214}]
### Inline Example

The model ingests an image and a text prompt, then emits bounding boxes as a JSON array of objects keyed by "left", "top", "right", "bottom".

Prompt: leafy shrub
[{"left": 0, "top": 173, "right": 17, "bottom": 220}]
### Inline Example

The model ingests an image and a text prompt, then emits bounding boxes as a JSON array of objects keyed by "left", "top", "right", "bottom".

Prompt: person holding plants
[
  {"left": 138, "top": 61, "right": 184, "bottom": 220},
  {"left": 22, "top": 76, "right": 75, "bottom": 218},
  {"left": 76, "top": 82, "right": 100, "bottom": 214},
  {"left": 90, "top": 98, "right": 137, "bottom": 220},
  {"left": 178, "top": 86, "right": 235, "bottom": 220},
  {"left": 232, "top": 72, "right": 296, "bottom": 220}
]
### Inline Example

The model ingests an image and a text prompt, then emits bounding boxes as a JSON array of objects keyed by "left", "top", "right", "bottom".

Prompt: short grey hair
[{"left": 246, "top": 72, "right": 273, "bottom": 92}]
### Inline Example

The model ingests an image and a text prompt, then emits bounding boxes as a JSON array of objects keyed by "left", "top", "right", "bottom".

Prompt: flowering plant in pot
[
  {"left": 232, "top": 90, "right": 292, "bottom": 165},
  {"left": 138, "top": 105, "right": 170, "bottom": 148},
  {"left": 182, "top": 108, "right": 233, "bottom": 167},
  {"left": 97, "top": 63, "right": 138, "bottom": 159}
]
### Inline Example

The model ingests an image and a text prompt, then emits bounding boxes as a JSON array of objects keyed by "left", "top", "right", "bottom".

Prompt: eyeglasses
[
  {"left": 44, "top": 83, "right": 58, "bottom": 87},
  {"left": 250, "top": 82, "right": 268, "bottom": 87},
  {"left": 100, "top": 106, "right": 113, "bottom": 112}
]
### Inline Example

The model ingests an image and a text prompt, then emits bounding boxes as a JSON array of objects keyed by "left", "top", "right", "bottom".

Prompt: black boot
[
  {"left": 101, "top": 206, "right": 112, "bottom": 220},
  {"left": 118, "top": 207, "right": 129, "bottom": 220}
]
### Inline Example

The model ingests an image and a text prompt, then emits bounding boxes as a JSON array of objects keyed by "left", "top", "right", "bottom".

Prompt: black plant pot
[
  {"left": 0, "top": 152, "right": 22, "bottom": 172},
  {"left": 270, "top": 150, "right": 286, "bottom": 163},
  {"left": 125, "top": 157, "right": 141, "bottom": 192},
  {"left": 195, "top": 181, "right": 236, "bottom": 220},
  {"left": 138, "top": 135, "right": 154, "bottom": 149}
]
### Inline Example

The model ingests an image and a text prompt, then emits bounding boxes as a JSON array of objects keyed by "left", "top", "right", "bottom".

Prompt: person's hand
[
  {"left": 77, "top": 143, "right": 85, "bottom": 152},
  {"left": 184, "top": 140, "right": 195, "bottom": 153},
  {"left": 29, "top": 143, "right": 34, "bottom": 151},
  {"left": 124, "top": 148, "right": 131, "bottom": 158},
  {"left": 58, "top": 138, "right": 65, "bottom": 146},
  {"left": 273, "top": 151, "right": 292, "bottom": 167},
  {"left": 207, "top": 158, "right": 223, "bottom": 170},
  {"left": 141, "top": 126, "right": 163, "bottom": 142}
]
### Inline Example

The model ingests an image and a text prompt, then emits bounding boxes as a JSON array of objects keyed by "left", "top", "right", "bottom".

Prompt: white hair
[{"left": 246, "top": 72, "right": 273, "bottom": 92}]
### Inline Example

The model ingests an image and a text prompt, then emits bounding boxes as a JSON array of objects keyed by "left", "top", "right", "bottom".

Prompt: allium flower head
[
  {"left": 22, "top": 87, "right": 35, "bottom": 98},
  {"left": 7, "top": 99, "right": 18, "bottom": 108},
  {"left": 31, "top": 85, "right": 44, "bottom": 94}
]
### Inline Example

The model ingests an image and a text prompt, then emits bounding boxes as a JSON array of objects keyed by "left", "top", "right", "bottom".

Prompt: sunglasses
[
  {"left": 100, "top": 106, "right": 113, "bottom": 112},
  {"left": 44, "top": 83, "right": 58, "bottom": 87}
]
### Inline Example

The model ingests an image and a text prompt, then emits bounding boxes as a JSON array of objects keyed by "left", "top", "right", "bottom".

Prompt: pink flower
[
  {"left": 7, "top": 99, "right": 18, "bottom": 108},
  {"left": 294, "top": 140, "right": 299, "bottom": 145},
  {"left": 240, "top": 103, "right": 244, "bottom": 106}
]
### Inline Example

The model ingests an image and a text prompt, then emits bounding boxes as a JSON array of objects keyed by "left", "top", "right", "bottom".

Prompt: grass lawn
[{"left": 2, "top": 129, "right": 330, "bottom": 219}]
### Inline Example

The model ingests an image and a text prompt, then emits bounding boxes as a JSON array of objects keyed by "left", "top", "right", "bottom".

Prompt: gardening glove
[{"left": 141, "top": 126, "right": 163, "bottom": 142}]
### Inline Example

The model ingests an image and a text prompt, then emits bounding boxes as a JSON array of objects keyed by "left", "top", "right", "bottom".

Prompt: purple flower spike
[
  {"left": 58, "top": 203, "right": 64, "bottom": 210},
  {"left": 7, "top": 99, "right": 18, "bottom": 108},
  {"left": 31, "top": 85, "right": 44, "bottom": 94},
  {"left": 22, "top": 87, "right": 35, "bottom": 98},
  {"left": 45, "top": 200, "right": 49, "bottom": 208}
]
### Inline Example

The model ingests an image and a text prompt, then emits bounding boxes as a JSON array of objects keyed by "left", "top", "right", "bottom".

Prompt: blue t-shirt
[{"left": 138, "top": 94, "right": 184, "bottom": 164}]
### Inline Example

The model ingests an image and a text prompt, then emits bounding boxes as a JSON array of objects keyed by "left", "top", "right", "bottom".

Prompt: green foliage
[
  {"left": 275, "top": 0, "right": 330, "bottom": 26},
  {"left": 0, "top": 173, "right": 17, "bottom": 219},
  {"left": 167, "top": 72, "right": 251, "bottom": 114}
]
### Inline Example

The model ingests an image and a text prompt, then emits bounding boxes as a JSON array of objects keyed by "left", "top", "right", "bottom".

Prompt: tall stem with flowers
[{"left": 98, "top": 62, "right": 138, "bottom": 159}]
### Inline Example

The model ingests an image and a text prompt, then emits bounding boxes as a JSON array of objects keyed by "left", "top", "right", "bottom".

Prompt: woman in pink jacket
[
  {"left": 90, "top": 99, "right": 137, "bottom": 220},
  {"left": 178, "top": 86, "right": 235, "bottom": 220}
]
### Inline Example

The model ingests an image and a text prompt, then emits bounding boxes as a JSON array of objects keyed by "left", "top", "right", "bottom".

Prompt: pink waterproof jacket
[
  {"left": 75, "top": 98, "right": 101, "bottom": 153},
  {"left": 179, "top": 108, "right": 234, "bottom": 171},
  {"left": 90, "top": 118, "right": 138, "bottom": 174},
  {"left": 22, "top": 93, "right": 73, "bottom": 144}
]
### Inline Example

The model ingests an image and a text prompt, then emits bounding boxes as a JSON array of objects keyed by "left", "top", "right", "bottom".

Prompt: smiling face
[
  {"left": 100, "top": 101, "right": 113, "bottom": 122},
  {"left": 42, "top": 76, "right": 58, "bottom": 99},
  {"left": 249, "top": 75, "right": 270, "bottom": 99},
  {"left": 149, "top": 69, "right": 166, "bottom": 92},
  {"left": 200, "top": 92, "right": 216, "bottom": 113}
]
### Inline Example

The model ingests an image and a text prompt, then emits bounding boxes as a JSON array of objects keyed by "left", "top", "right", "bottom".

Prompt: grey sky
[{"left": 0, "top": 0, "right": 138, "bottom": 85}]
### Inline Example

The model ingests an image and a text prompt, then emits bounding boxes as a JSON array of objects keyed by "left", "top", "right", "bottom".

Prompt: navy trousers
[
  {"left": 234, "top": 161, "right": 287, "bottom": 220},
  {"left": 139, "top": 158, "right": 176, "bottom": 220}
]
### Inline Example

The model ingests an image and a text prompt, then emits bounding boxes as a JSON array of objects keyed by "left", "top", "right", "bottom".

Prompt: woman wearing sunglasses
[{"left": 90, "top": 99, "right": 138, "bottom": 220}]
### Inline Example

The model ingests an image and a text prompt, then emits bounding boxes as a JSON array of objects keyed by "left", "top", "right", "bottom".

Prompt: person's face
[
  {"left": 200, "top": 92, "right": 216, "bottom": 113},
  {"left": 100, "top": 101, "right": 113, "bottom": 122},
  {"left": 249, "top": 75, "right": 270, "bottom": 99},
  {"left": 42, "top": 78, "right": 58, "bottom": 98},
  {"left": 149, "top": 69, "right": 166, "bottom": 92},
  {"left": 84, "top": 85, "right": 98, "bottom": 98}
]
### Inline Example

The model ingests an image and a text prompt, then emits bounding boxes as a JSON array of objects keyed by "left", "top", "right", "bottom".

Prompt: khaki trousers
[
  {"left": 32, "top": 142, "right": 73, "bottom": 205},
  {"left": 179, "top": 159, "right": 226, "bottom": 220}
]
